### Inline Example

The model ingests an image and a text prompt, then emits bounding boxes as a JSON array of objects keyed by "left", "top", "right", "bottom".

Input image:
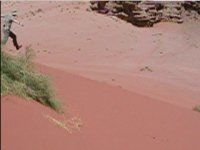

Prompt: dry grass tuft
[{"left": 44, "top": 114, "right": 83, "bottom": 133}]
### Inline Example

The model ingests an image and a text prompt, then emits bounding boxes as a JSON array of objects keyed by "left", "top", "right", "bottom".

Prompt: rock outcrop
[
  {"left": 90, "top": 1, "right": 199, "bottom": 27},
  {"left": 183, "top": 1, "right": 200, "bottom": 14}
]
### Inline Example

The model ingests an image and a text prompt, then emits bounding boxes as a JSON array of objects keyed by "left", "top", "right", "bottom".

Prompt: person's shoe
[{"left": 16, "top": 45, "right": 22, "bottom": 50}]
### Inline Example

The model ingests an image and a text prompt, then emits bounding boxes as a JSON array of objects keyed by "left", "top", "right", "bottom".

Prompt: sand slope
[
  {"left": 1, "top": 1, "right": 200, "bottom": 150},
  {"left": 2, "top": 64, "right": 200, "bottom": 150},
  {"left": 2, "top": 1, "right": 200, "bottom": 108}
]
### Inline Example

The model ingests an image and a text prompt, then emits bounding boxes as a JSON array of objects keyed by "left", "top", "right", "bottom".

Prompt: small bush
[
  {"left": 1, "top": 46, "right": 62, "bottom": 111},
  {"left": 140, "top": 66, "right": 153, "bottom": 72},
  {"left": 193, "top": 105, "right": 200, "bottom": 112}
]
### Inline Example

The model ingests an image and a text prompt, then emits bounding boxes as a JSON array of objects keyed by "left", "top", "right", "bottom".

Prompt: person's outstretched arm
[{"left": 12, "top": 19, "right": 24, "bottom": 27}]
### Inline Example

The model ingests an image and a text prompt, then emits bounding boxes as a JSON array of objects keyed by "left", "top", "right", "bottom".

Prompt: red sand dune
[
  {"left": 1, "top": 1, "right": 200, "bottom": 150},
  {"left": 2, "top": 64, "right": 200, "bottom": 150},
  {"left": 2, "top": 1, "right": 200, "bottom": 108}
]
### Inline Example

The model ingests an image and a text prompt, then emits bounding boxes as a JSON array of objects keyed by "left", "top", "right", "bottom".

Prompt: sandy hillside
[
  {"left": 2, "top": 1, "right": 200, "bottom": 108},
  {"left": 2, "top": 64, "right": 200, "bottom": 150},
  {"left": 1, "top": 1, "right": 200, "bottom": 150}
]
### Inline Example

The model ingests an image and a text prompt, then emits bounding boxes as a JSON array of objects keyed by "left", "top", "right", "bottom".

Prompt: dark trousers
[{"left": 9, "top": 31, "right": 20, "bottom": 49}]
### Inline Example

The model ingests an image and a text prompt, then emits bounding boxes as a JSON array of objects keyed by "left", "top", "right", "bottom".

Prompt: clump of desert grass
[
  {"left": 193, "top": 105, "right": 200, "bottom": 112},
  {"left": 1, "top": 45, "right": 62, "bottom": 111}
]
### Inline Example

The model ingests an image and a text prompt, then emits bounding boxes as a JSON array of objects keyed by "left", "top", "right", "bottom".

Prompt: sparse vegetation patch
[{"left": 1, "top": 46, "right": 61, "bottom": 111}]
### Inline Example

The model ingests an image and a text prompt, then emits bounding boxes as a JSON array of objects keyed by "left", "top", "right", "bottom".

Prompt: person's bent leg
[{"left": 9, "top": 31, "right": 21, "bottom": 50}]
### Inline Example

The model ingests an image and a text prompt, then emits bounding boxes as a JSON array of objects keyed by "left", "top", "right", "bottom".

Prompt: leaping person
[{"left": 1, "top": 10, "right": 24, "bottom": 50}]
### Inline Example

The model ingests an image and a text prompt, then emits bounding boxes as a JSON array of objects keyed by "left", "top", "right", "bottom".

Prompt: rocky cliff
[{"left": 90, "top": 1, "right": 200, "bottom": 27}]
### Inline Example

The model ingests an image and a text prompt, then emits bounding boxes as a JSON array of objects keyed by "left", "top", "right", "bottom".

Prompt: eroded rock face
[
  {"left": 90, "top": 1, "right": 200, "bottom": 27},
  {"left": 183, "top": 1, "right": 200, "bottom": 14}
]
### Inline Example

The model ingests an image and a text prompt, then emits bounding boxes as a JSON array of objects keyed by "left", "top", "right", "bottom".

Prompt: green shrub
[
  {"left": 1, "top": 46, "right": 62, "bottom": 111},
  {"left": 193, "top": 105, "right": 200, "bottom": 112}
]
